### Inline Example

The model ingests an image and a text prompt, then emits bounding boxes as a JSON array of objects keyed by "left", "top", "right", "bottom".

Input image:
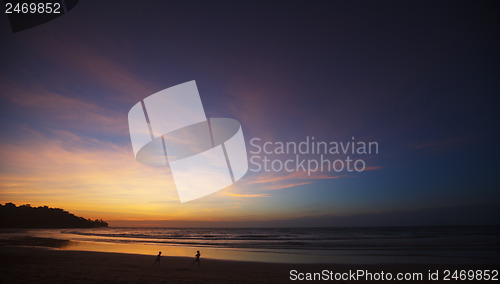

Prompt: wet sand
[{"left": 0, "top": 245, "right": 497, "bottom": 283}]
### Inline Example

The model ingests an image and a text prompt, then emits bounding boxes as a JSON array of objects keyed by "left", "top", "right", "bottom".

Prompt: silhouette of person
[
  {"left": 191, "top": 250, "right": 200, "bottom": 267},
  {"left": 153, "top": 251, "right": 161, "bottom": 266}
]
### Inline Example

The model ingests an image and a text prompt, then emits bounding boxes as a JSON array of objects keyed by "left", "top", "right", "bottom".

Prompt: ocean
[{"left": 5, "top": 226, "right": 500, "bottom": 264}]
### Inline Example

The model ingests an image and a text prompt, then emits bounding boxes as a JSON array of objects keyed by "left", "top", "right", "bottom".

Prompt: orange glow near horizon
[
  {"left": 0, "top": 66, "right": 373, "bottom": 226},
  {"left": 0, "top": 123, "right": 356, "bottom": 225}
]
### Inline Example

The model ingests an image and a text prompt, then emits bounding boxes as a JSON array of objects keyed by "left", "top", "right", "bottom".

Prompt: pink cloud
[
  {"left": 363, "top": 166, "right": 382, "bottom": 171},
  {"left": 238, "top": 171, "right": 345, "bottom": 191},
  {"left": 224, "top": 193, "right": 271, "bottom": 198}
]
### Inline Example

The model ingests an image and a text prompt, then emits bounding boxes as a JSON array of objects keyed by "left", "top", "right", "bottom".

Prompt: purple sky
[{"left": 0, "top": 0, "right": 499, "bottom": 226}]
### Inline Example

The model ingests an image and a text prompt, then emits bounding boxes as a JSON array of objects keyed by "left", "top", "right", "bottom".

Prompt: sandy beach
[
  {"left": 1, "top": 245, "right": 497, "bottom": 283},
  {"left": 0, "top": 246, "right": 296, "bottom": 283}
]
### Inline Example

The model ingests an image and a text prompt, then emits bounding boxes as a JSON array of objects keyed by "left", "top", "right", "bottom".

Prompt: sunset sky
[{"left": 1, "top": 1, "right": 498, "bottom": 227}]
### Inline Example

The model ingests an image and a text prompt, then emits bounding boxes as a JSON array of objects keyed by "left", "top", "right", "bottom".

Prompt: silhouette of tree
[{"left": 0, "top": 203, "right": 108, "bottom": 228}]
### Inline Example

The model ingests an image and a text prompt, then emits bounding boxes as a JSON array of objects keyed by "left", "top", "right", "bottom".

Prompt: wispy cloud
[
  {"left": 220, "top": 171, "right": 347, "bottom": 199},
  {"left": 18, "top": 31, "right": 158, "bottom": 105},
  {"left": 224, "top": 193, "right": 271, "bottom": 198},
  {"left": 1, "top": 76, "right": 129, "bottom": 136},
  {"left": 363, "top": 166, "right": 382, "bottom": 171},
  {"left": 0, "top": 127, "right": 182, "bottom": 218}
]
